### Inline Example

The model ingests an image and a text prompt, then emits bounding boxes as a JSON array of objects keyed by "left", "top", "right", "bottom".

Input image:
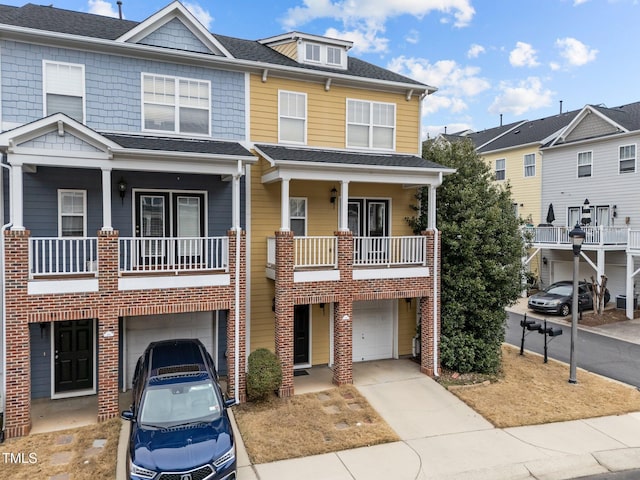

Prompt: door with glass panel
[
  {"left": 348, "top": 199, "right": 389, "bottom": 263},
  {"left": 135, "top": 192, "right": 170, "bottom": 267},
  {"left": 173, "top": 194, "right": 205, "bottom": 267}
]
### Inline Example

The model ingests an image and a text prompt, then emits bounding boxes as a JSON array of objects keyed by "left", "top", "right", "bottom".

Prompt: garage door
[
  {"left": 352, "top": 300, "right": 394, "bottom": 362},
  {"left": 125, "top": 312, "right": 215, "bottom": 388}
]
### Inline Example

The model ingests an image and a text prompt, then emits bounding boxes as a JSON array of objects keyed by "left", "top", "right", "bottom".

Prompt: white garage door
[
  {"left": 125, "top": 312, "right": 214, "bottom": 388},
  {"left": 352, "top": 300, "right": 395, "bottom": 362},
  {"left": 552, "top": 262, "right": 625, "bottom": 298}
]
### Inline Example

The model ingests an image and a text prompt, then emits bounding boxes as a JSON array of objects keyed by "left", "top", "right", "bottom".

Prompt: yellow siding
[
  {"left": 271, "top": 42, "right": 298, "bottom": 61},
  {"left": 397, "top": 301, "right": 417, "bottom": 356},
  {"left": 250, "top": 74, "right": 421, "bottom": 154},
  {"left": 248, "top": 158, "right": 422, "bottom": 359},
  {"left": 483, "top": 147, "right": 542, "bottom": 226}
]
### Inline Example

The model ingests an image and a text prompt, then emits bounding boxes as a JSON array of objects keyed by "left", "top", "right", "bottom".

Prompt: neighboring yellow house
[{"left": 244, "top": 32, "right": 454, "bottom": 394}]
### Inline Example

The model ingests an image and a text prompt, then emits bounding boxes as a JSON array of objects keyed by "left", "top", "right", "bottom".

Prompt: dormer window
[
  {"left": 305, "top": 43, "right": 321, "bottom": 63},
  {"left": 327, "top": 47, "right": 342, "bottom": 66}
]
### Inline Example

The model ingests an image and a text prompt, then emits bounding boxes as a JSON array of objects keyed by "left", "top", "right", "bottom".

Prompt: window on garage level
[{"left": 44, "top": 61, "right": 85, "bottom": 122}]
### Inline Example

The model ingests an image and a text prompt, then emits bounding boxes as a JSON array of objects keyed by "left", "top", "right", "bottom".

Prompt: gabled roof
[
  {"left": 550, "top": 101, "right": 640, "bottom": 146},
  {"left": 478, "top": 110, "right": 580, "bottom": 153},
  {"left": 465, "top": 120, "right": 527, "bottom": 150},
  {"left": 0, "top": 3, "right": 431, "bottom": 91}
]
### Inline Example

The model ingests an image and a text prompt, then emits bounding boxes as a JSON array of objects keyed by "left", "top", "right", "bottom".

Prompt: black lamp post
[{"left": 568, "top": 222, "right": 586, "bottom": 384}]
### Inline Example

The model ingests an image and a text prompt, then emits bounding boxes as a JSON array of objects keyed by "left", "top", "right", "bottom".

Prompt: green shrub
[{"left": 246, "top": 348, "right": 282, "bottom": 401}]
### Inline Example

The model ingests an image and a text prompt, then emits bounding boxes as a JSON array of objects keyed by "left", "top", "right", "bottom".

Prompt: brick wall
[
  {"left": 273, "top": 229, "right": 440, "bottom": 396},
  {"left": 3, "top": 229, "right": 247, "bottom": 438}
]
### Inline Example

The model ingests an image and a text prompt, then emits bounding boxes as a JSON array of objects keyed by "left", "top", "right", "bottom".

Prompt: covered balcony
[{"left": 524, "top": 225, "right": 628, "bottom": 251}]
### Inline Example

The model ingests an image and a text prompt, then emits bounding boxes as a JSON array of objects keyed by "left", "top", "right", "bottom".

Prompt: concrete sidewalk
[{"left": 234, "top": 358, "right": 640, "bottom": 480}]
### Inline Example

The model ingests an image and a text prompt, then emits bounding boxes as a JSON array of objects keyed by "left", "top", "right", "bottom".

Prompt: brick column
[
  {"left": 420, "top": 229, "right": 440, "bottom": 377},
  {"left": 97, "top": 230, "right": 120, "bottom": 421},
  {"left": 275, "top": 231, "right": 294, "bottom": 397},
  {"left": 3, "top": 230, "right": 32, "bottom": 438},
  {"left": 226, "top": 230, "right": 247, "bottom": 403},
  {"left": 333, "top": 231, "right": 353, "bottom": 386}
]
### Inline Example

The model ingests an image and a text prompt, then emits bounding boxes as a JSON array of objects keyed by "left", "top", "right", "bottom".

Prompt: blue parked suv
[{"left": 121, "top": 339, "right": 236, "bottom": 480}]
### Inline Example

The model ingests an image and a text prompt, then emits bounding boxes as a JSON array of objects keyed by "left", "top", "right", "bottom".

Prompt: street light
[{"left": 568, "top": 222, "right": 586, "bottom": 384}]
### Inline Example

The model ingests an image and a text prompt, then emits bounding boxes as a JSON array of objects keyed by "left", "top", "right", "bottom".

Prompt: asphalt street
[{"left": 505, "top": 311, "right": 640, "bottom": 388}]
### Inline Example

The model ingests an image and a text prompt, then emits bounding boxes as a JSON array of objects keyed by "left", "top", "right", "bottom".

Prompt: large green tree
[{"left": 409, "top": 139, "right": 525, "bottom": 373}]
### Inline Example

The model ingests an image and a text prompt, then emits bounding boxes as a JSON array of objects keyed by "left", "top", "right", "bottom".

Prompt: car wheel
[{"left": 559, "top": 304, "right": 570, "bottom": 317}]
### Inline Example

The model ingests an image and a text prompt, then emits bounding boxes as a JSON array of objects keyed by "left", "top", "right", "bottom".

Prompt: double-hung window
[
  {"left": 577, "top": 151, "right": 592, "bottom": 178},
  {"left": 279, "top": 91, "right": 306, "bottom": 144},
  {"left": 327, "top": 47, "right": 342, "bottom": 66},
  {"left": 523, "top": 153, "right": 536, "bottom": 177},
  {"left": 59, "top": 190, "right": 86, "bottom": 237},
  {"left": 305, "top": 43, "right": 321, "bottom": 63},
  {"left": 619, "top": 145, "right": 636, "bottom": 174},
  {"left": 142, "top": 74, "right": 210, "bottom": 135},
  {"left": 289, "top": 198, "right": 307, "bottom": 236},
  {"left": 495, "top": 159, "right": 506, "bottom": 181},
  {"left": 347, "top": 99, "right": 395, "bottom": 150},
  {"left": 44, "top": 61, "right": 85, "bottom": 122}
]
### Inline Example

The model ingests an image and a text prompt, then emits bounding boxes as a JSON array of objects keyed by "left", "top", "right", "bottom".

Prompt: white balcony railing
[
  {"left": 294, "top": 236, "right": 337, "bottom": 268},
  {"left": 629, "top": 230, "right": 640, "bottom": 251},
  {"left": 29, "top": 237, "right": 98, "bottom": 277},
  {"left": 524, "top": 226, "right": 628, "bottom": 246},
  {"left": 354, "top": 236, "right": 426, "bottom": 267},
  {"left": 119, "top": 236, "right": 229, "bottom": 274}
]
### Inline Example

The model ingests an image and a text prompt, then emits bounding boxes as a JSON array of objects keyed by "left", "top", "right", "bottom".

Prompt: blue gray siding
[
  {"left": 139, "top": 18, "right": 211, "bottom": 54},
  {"left": 1, "top": 40, "right": 246, "bottom": 140},
  {"left": 29, "top": 323, "right": 51, "bottom": 399}
]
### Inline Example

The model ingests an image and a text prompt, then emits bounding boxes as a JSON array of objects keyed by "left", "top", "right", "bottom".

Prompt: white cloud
[
  {"left": 325, "top": 22, "right": 389, "bottom": 54},
  {"left": 555, "top": 37, "right": 598, "bottom": 67},
  {"left": 509, "top": 42, "right": 540, "bottom": 68},
  {"left": 184, "top": 2, "right": 214, "bottom": 29},
  {"left": 489, "top": 77, "right": 554, "bottom": 116},
  {"left": 282, "top": 0, "right": 475, "bottom": 53},
  {"left": 88, "top": 0, "right": 119, "bottom": 17},
  {"left": 467, "top": 44, "right": 485, "bottom": 59},
  {"left": 573, "top": 0, "right": 589, "bottom": 5},
  {"left": 405, "top": 29, "right": 420, "bottom": 44}
]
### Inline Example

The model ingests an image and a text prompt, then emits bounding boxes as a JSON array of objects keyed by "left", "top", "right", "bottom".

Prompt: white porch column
[
  {"left": 596, "top": 249, "right": 605, "bottom": 281},
  {"left": 101, "top": 168, "right": 113, "bottom": 231},
  {"left": 10, "top": 162, "right": 24, "bottom": 231},
  {"left": 231, "top": 172, "right": 241, "bottom": 231},
  {"left": 338, "top": 180, "right": 349, "bottom": 232},
  {"left": 428, "top": 184, "right": 437, "bottom": 229},
  {"left": 280, "top": 178, "right": 290, "bottom": 231},
  {"left": 626, "top": 253, "right": 635, "bottom": 320}
]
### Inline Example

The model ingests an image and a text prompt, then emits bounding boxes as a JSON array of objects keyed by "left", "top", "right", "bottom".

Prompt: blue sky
[{"left": 4, "top": 0, "right": 639, "bottom": 139}]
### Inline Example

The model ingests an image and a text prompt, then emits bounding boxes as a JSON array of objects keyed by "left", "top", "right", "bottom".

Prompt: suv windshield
[{"left": 139, "top": 380, "right": 222, "bottom": 426}]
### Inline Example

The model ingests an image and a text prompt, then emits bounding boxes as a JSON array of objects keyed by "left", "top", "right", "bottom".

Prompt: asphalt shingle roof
[
  {"left": 255, "top": 144, "right": 449, "bottom": 170},
  {"left": 102, "top": 133, "right": 254, "bottom": 157},
  {"left": 0, "top": 3, "right": 427, "bottom": 88},
  {"left": 590, "top": 101, "right": 640, "bottom": 131}
]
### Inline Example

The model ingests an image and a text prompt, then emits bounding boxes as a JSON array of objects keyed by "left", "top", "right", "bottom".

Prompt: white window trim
[
  {"left": 495, "top": 158, "right": 506, "bottom": 181},
  {"left": 304, "top": 42, "right": 321, "bottom": 63},
  {"left": 595, "top": 205, "right": 611, "bottom": 227},
  {"left": 577, "top": 150, "right": 593, "bottom": 178},
  {"left": 43, "top": 60, "right": 86, "bottom": 122},
  {"left": 58, "top": 189, "right": 87, "bottom": 237},
  {"left": 289, "top": 197, "right": 307, "bottom": 236},
  {"left": 618, "top": 144, "right": 636, "bottom": 175},
  {"left": 141, "top": 73, "right": 211, "bottom": 137},
  {"left": 278, "top": 90, "right": 307, "bottom": 145},
  {"left": 567, "top": 206, "right": 580, "bottom": 228},
  {"left": 346, "top": 99, "right": 396, "bottom": 151},
  {"left": 326, "top": 46, "right": 342, "bottom": 66},
  {"left": 523, "top": 153, "right": 536, "bottom": 178}
]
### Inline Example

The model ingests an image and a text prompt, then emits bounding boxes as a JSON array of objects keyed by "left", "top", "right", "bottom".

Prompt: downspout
[
  {"left": 234, "top": 160, "right": 242, "bottom": 404},
  {"left": 0, "top": 161, "right": 12, "bottom": 443},
  {"left": 429, "top": 177, "right": 442, "bottom": 378}
]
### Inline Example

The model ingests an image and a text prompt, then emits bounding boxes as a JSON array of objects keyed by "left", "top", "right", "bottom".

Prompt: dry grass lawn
[
  {"left": 233, "top": 384, "right": 399, "bottom": 464},
  {"left": 0, "top": 418, "right": 121, "bottom": 480},
  {"left": 449, "top": 345, "right": 640, "bottom": 428}
]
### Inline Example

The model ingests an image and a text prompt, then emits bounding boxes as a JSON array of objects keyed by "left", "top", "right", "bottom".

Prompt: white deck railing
[
  {"left": 524, "top": 226, "right": 628, "bottom": 246},
  {"left": 29, "top": 237, "right": 98, "bottom": 277},
  {"left": 353, "top": 236, "right": 426, "bottom": 267},
  {"left": 119, "top": 236, "right": 229, "bottom": 274},
  {"left": 628, "top": 230, "right": 640, "bottom": 251},
  {"left": 294, "top": 236, "right": 337, "bottom": 268}
]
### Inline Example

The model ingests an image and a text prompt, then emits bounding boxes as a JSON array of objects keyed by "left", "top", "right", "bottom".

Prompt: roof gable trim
[
  {"left": 552, "top": 105, "right": 629, "bottom": 146},
  {"left": 116, "top": 1, "right": 232, "bottom": 58}
]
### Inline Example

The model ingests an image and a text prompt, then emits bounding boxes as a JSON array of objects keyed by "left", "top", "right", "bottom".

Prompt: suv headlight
[
  {"left": 213, "top": 447, "right": 236, "bottom": 469},
  {"left": 130, "top": 461, "right": 156, "bottom": 479}
]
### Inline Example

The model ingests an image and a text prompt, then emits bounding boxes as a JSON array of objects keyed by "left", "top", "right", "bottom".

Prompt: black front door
[
  {"left": 54, "top": 320, "right": 94, "bottom": 393},
  {"left": 293, "top": 305, "right": 310, "bottom": 365}
]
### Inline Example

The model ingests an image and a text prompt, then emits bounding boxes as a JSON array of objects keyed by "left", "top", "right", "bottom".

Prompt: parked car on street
[
  {"left": 528, "top": 281, "right": 610, "bottom": 316},
  {"left": 121, "top": 339, "right": 236, "bottom": 480}
]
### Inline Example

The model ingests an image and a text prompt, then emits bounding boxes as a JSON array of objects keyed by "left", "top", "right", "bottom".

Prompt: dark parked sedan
[{"left": 528, "top": 281, "right": 610, "bottom": 316}]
